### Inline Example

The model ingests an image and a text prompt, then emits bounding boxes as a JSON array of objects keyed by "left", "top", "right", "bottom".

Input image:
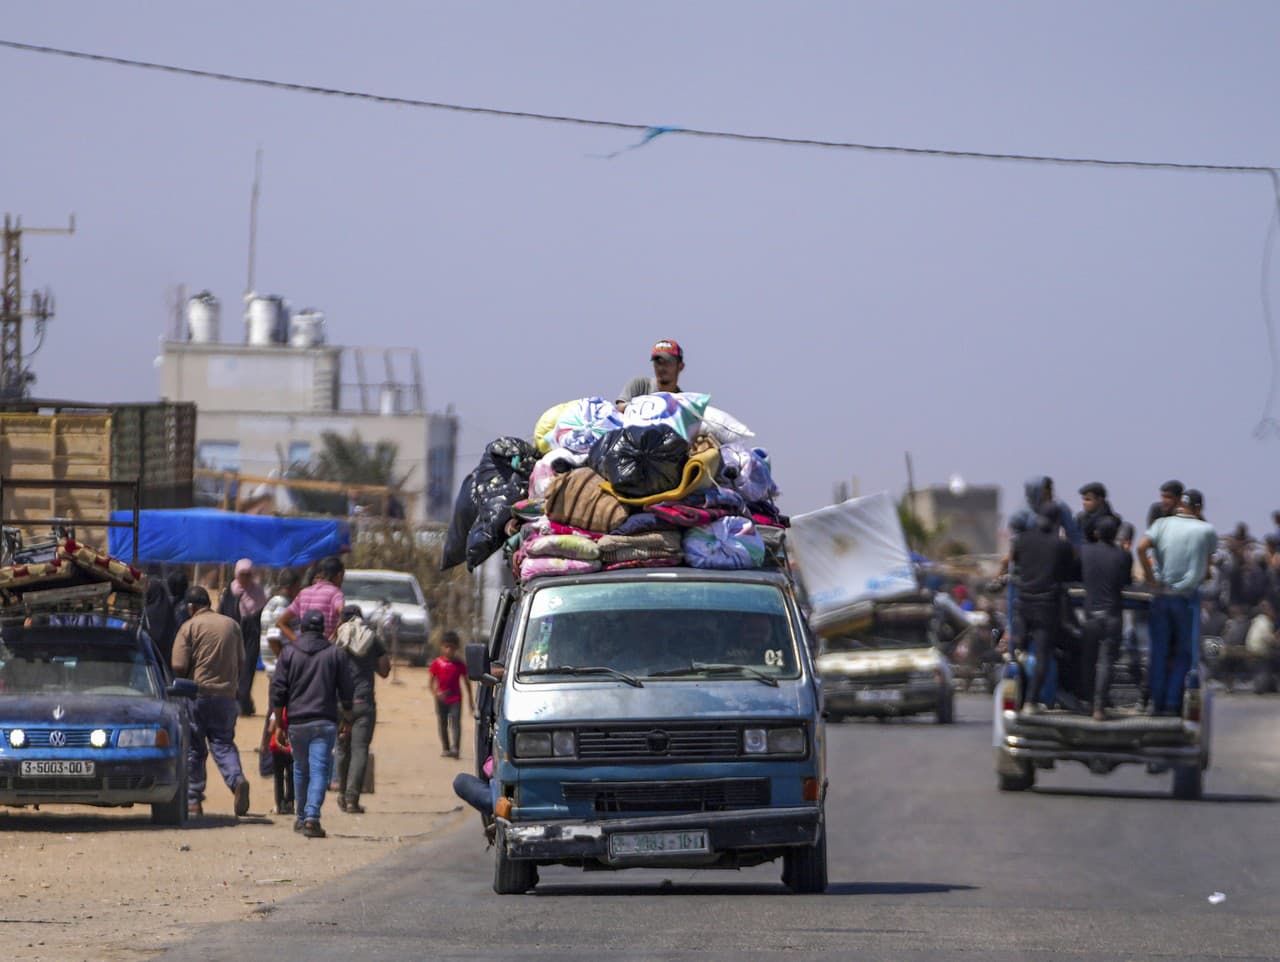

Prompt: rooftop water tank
[
  {"left": 379, "top": 385, "right": 401, "bottom": 415},
  {"left": 246, "top": 294, "right": 288, "bottom": 346},
  {"left": 186, "top": 291, "right": 220, "bottom": 343},
  {"left": 290, "top": 309, "right": 326, "bottom": 348}
]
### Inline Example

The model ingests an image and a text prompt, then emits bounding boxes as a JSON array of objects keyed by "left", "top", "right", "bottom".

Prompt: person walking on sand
[
  {"left": 333, "top": 604, "right": 390, "bottom": 813},
  {"left": 220, "top": 558, "right": 268, "bottom": 716},
  {"left": 429, "top": 631, "right": 473, "bottom": 758},
  {"left": 270, "top": 610, "right": 355, "bottom": 838},
  {"left": 278, "top": 555, "right": 346, "bottom": 642},
  {"left": 171, "top": 587, "right": 251, "bottom": 819}
]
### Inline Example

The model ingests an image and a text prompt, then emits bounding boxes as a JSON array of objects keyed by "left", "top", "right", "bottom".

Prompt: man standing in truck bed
[
  {"left": 1013, "top": 504, "right": 1076, "bottom": 712},
  {"left": 1136, "top": 489, "right": 1218, "bottom": 716}
]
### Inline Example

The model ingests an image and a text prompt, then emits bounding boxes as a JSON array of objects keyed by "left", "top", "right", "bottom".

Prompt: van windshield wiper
[
  {"left": 648, "top": 661, "right": 779, "bottom": 687},
  {"left": 519, "top": 665, "right": 643, "bottom": 687}
]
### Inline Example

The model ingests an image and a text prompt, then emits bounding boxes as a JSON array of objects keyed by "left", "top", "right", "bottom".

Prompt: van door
[{"left": 474, "top": 588, "right": 517, "bottom": 777}]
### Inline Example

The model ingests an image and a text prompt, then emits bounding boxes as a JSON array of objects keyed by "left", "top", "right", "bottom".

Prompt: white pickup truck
[{"left": 993, "top": 589, "right": 1212, "bottom": 800}]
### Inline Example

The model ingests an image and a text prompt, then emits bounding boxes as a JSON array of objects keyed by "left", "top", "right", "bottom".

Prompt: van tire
[
  {"left": 782, "top": 825, "right": 828, "bottom": 894},
  {"left": 1172, "top": 764, "right": 1203, "bottom": 801},
  {"left": 493, "top": 831, "right": 538, "bottom": 894}
]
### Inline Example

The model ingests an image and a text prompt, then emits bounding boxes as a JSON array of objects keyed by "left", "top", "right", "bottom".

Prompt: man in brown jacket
[{"left": 172, "top": 586, "right": 251, "bottom": 818}]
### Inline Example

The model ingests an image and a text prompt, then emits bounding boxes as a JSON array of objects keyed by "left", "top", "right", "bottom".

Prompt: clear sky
[{"left": 3, "top": 1, "right": 1278, "bottom": 534}]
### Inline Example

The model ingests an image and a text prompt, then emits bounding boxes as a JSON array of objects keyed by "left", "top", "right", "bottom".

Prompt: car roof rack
[{"left": 0, "top": 581, "right": 146, "bottom": 629}]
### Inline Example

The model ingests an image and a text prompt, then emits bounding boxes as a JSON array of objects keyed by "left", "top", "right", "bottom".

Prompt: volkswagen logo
[
  {"left": 646, "top": 730, "right": 670, "bottom": 755},
  {"left": 48, "top": 730, "right": 66, "bottom": 747}
]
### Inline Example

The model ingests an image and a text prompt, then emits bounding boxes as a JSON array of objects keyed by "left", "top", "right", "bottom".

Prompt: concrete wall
[{"left": 160, "top": 342, "right": 341, "bottom": 413}]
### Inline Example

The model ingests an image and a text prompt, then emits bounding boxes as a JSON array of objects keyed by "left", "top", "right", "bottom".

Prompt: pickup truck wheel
[
  {"left": 493, "top": 831, "right": 538, "bottom": 894},
  {"left": 997, "top": 762, "right": 1035, "bottom": 792},
  {"left": 151, "top": 761, "right": 189, "bottom": 827},
  {"left": 935, "top": 691, "right": 955, "bottom": 725},
  {"left": 1172, "top": 764, "right": 1203, "bottom": 801},
  {"left": 782, "top": 825, "right": 828, "bottom": 894}
]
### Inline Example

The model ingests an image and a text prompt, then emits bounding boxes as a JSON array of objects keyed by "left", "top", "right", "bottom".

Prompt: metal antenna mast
[
  {"left": 246, "top": 146, "right": 262, "bottom": 296},
  {"left": 1, "top": 213, "right": 75, "bottom": 400}
]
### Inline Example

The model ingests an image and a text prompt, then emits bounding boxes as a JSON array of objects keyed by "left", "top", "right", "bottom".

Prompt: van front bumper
[{"left": 500, "top": 805, "right": 820, "bottom": 861}]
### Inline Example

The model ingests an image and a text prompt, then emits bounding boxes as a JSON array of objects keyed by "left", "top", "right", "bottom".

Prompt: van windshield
[{"left": 516, "top": 581, "right": 801, "bottom": 682}]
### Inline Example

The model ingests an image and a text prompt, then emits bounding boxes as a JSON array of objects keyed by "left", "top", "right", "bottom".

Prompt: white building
[{"left": 158, "top": 293, "right": 457, "bottom": 523}]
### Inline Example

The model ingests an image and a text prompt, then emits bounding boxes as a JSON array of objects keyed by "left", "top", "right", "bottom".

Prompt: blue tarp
[{"left": 109, "top": 509, "right": 350, "bottom": 566}]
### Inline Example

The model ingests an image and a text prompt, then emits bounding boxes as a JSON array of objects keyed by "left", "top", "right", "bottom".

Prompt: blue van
[{"left": 467, "top": 567, "right": 827, "bottom": 894}]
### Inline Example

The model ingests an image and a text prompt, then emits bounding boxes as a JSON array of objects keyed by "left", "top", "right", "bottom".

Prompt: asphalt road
[{"left": 156, "top": 693, "right": 1280, "bottom": 962}]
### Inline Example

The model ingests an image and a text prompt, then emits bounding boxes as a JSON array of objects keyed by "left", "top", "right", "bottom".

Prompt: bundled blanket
[
  {"left": 596, "top": 530, "right": 684, "bottom": 565},
  {"left": 544, "top": 467, "right": 629, "bottom": 533}
]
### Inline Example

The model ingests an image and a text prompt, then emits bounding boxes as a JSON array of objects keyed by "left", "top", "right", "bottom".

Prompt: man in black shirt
[
  {"left": 1081, "top": 516, "right": 1132, "bottom": 719},
  {"left": 1013, "top": 504, "right": 1076, "bottom": 712},
  {"left": 1146, "top": 479, "right": 1183, "bottom": 528},
  {"left": 1076, "top": 481, "right": 1121, "bottom": 544}
]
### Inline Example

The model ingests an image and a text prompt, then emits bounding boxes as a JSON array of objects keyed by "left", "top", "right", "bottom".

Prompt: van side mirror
[{"left": 465, "top": 642, "right": 491, "bottom": 683}]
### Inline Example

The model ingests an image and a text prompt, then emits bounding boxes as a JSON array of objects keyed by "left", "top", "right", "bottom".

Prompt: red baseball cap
[{"left": 651, "top": 339, "right": 683, "bottom": 360}]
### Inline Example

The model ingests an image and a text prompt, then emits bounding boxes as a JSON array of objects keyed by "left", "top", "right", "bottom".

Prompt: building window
[
  {"left": 197, "top": 441, "right": 240, "bottom": 472},
  {"left": 287, "top": 441, "right": 313, "bottom": 466},
  {"left": 196, "top": 441, "right": 240, "bottom": 507}
]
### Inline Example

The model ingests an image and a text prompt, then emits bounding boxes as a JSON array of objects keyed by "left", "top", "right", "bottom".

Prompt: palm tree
[{"left": 286, "top": 431, "right": 413, "bottom": 516}]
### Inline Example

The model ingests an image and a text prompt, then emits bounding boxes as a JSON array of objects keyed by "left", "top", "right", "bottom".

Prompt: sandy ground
[{"left": 0, "top": 665, "right": 475, "bottom": 962}]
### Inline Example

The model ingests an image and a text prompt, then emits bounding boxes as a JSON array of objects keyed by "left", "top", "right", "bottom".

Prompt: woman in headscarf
[
  {"left": 143, "top": 578, "right": 179, "bottom": 670},
  {"left": 219, "top": 558, "right": 269, "bottom": 716}
]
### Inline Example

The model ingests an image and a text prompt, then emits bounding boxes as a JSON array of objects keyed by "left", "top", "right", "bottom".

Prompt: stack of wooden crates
[{"left": 0, "top": 404, "right": 196, "bottom": 552}]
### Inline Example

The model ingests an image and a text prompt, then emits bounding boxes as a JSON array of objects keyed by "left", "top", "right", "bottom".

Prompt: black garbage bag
[
  {"left": 457, "top": 436, "right": 539, "bottom": 571},
  {"left": 588, "top": 424, "right": 689, "bottom": 499},
  {"left": 440, "top": 470, "right": 479, "bottom": 570}
]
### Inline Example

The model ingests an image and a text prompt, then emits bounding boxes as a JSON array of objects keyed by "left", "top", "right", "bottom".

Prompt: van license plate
[
  {"left": 21, "top": 760, "right": 94, "bottom": 777},
  {"left": 610, "top": 830, "right": 708, "bottom": 857},
  {"left": 856, "top": 689, "right": 902, "bottom": 703}
]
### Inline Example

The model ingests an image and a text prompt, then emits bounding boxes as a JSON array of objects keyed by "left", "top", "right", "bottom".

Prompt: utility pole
[{"left": 1, "top": 214, "right": 75, "bottom": 399}]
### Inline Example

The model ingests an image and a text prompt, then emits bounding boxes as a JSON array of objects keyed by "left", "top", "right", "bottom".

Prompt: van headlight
[
  {"left": 513, "top": 730, "right": 575, "bottom": 758},
  {"left": 743, "top": 727, "right": 806, "bottom": 755}
]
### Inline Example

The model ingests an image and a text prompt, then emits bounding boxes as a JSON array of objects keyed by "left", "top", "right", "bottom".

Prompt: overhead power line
[
  {"left": 5, "top": 36, "right": 1280, "bottom": 435},
  {"left": 1, "top": 38, "right": 1277, "bottom": 177}
]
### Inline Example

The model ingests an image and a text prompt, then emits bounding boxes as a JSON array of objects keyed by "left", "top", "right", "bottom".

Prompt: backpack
[{"left": 335, "top": 617, "right": 378, "bottom": 658}]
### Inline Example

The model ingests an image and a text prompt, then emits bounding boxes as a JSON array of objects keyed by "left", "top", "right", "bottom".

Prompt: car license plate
[
  {"left": 856, "top": 689, "right": 902, "bottom": 703},
  {"left": 20, "top": 760, "right": 95, "bottom": 777},
  {"left": 610, "top": 830, "right": 709, "bottom": 858}
]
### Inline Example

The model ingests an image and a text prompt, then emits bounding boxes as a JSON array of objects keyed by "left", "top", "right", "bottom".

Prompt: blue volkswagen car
[{"left": 0, "top": 624, "right": 195, "bottom": 825}]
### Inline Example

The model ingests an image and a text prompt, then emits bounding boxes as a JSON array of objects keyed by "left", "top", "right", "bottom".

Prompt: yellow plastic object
[{"left": 532, "top": 402, "right": 569, "bottom": 455}]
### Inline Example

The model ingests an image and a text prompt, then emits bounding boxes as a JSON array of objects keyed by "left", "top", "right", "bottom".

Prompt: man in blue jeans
[
  {"left": 270, "top": 610, "right": 355, "bottom": 838},
  {"left": 170, "top": 587, "right": 251, "bottom": 818},
  {"left": 1137, "top": 489, "right": 1218, "bottom": 715}
]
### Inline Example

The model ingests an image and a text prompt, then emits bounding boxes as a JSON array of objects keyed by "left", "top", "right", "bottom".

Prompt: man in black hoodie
[
  {"left": 1013, "top": 504, "right": 1076, "bottom": 712},
  {"left": 1081, "top": 516, "right": 1132, "bottom": 719},
  {"left": 270, "top": 610, "right": 355, "bottom": 838},
  {"left": 1076, "top": 481, "right": 1121, "bottom": 544}
]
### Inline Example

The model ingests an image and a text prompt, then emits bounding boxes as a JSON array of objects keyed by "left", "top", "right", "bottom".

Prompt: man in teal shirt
[{"left": 1136, "top": 489, "right": 1218, "bottom": 715}]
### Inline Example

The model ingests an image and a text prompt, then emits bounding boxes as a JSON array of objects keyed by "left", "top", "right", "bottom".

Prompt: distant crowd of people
[
  {"left": 140, "top": 555, "right": 469, "bottom": 840},
  {"left": 994, "top": 477, "right": 1276, "bottom": 719}
]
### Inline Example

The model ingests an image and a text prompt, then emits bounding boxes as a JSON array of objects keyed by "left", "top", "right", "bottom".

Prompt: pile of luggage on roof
[
  {"left": 0, "top": 537, "right": 145, "bottom": 603},
  {"left": 441, "top": 393, "right": 787, "bottom": 582}
]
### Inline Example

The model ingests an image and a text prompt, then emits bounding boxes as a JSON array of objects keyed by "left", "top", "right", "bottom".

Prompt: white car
[{"left": 340, "top": 569, "right": 432, "bottom": 664}]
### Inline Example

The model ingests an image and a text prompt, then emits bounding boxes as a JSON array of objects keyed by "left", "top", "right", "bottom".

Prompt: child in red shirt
[{"left": 428, "top": 631, "right": 473, "bottom": 758}]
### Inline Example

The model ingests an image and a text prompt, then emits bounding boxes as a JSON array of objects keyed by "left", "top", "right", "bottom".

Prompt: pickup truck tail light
[{"left": 1000, "top": 665, "right": 1020, "bottom": 713}]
